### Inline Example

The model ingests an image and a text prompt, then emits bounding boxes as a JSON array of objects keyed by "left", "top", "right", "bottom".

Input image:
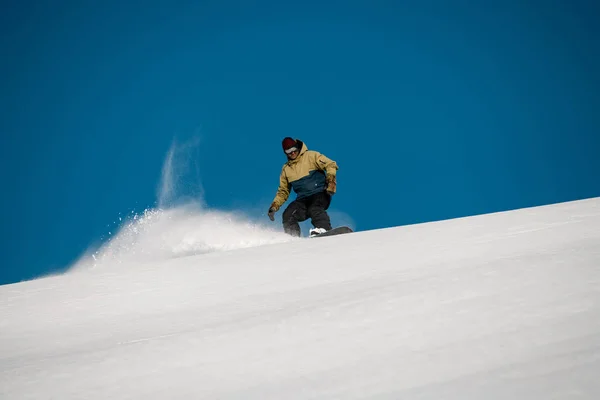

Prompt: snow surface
[{"left": 1, "top": 197, "right": 599, "bottom": 399}]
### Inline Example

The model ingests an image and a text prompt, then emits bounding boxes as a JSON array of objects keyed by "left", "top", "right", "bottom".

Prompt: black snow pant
[{"left": 282, "top": 191, "right": 332, "bottom": 237}]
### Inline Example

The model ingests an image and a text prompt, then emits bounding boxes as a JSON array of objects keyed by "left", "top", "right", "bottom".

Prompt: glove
[
  {"left": 267, "top": 203, "right": 278, "bottom": 221},
  {"left": 326, "top": 175, "right": 336, "bottom": 196}
]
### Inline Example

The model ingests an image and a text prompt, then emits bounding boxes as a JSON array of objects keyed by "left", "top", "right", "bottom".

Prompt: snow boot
[{"left": 309, "top": 227, "right": 327, "bottom": 237}]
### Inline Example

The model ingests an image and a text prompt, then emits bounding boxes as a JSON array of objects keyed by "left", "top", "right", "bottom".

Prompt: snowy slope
[{"left": 1, "top": 198, "right": 599, "bottom": 399}]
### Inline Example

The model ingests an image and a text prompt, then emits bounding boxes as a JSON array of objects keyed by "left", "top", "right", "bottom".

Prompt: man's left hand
[{"left": 326, "top": 175, "right": 336, "bottom": 196}]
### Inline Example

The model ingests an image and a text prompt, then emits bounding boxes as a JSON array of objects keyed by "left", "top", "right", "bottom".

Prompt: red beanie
[{"left": 281, "top": 137, "right": 297, "bottom": 151}]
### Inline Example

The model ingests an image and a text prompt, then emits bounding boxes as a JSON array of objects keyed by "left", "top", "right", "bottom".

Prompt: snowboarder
[{"left": 268, "top": 137, "right": 338, "bottom": 237}]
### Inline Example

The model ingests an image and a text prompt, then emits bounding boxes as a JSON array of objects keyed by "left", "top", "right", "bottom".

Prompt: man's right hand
[{"left": 268, "top": 203, "right": 278, "bottom": 221}]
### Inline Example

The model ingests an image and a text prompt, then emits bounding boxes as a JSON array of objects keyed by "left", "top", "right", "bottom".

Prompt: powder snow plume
[{"left": 71, "top": 137, "right": 295, "bottom": 270}]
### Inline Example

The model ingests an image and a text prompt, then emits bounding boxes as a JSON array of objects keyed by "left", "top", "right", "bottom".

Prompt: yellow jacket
[{"left": 271, "top": 140, "right": 338, "bottom": 210}]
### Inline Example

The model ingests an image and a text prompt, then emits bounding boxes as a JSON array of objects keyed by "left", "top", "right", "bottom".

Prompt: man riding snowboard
[{"left": 268, "top": 137, "right": 338, "bottom": 237}]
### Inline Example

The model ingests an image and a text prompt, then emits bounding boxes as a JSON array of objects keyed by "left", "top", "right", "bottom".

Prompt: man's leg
[
  {"left": 307, "top": 192, "right": 333, "bottom": 231},
  {"left": 282, "top": 199, "right": 308, "bottom": 237}
]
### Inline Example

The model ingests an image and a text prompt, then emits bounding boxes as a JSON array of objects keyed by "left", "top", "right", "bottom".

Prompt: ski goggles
[{"left": 285, "top": 147, "right": 298, "bottom": 155}]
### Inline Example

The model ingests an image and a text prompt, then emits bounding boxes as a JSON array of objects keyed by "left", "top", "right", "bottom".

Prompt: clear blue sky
[{"left": 2, "top": 1, "right": 599, "bottom": 285}]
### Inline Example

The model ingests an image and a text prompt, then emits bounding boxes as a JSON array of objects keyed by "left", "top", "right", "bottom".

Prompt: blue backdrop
[{"left": 2, "top": 1, "right": 599, "bottom": 284}]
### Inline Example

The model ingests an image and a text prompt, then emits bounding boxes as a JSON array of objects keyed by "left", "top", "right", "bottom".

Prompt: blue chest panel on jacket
[{"left": 290, "top": 170, "right": 326, "bottom": 199}]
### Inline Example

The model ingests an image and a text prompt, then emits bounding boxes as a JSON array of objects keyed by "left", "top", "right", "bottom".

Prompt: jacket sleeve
[
  {"left": 271, "top": 167, "right": 291, "bottom": 210},
  {"left": 314, "top": 152, "right": 338, "bottom": 177}
]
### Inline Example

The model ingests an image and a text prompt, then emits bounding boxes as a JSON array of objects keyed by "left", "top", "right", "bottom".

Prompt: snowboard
[{"left": 311, "top": 226, "right": 353, "bottom": 238}]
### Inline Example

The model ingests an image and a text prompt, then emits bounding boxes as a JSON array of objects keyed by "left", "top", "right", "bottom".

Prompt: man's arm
[
  {"left": 314, "top": 152, "right": 338, "bottom": 177},
  {"left": 271, "top": 167, "right": 291, "bottom": 211},
  {"left": 313, "top": 151, "right": 338, "bottom": 195}
]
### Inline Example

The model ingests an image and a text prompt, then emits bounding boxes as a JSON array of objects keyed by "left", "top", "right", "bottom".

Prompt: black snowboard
[{"left": 311, "top": 226, "right": 353, "bottom": 238}]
